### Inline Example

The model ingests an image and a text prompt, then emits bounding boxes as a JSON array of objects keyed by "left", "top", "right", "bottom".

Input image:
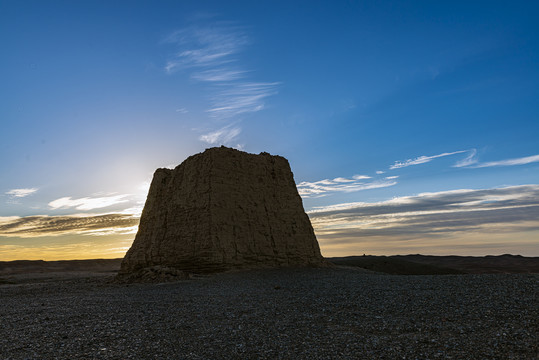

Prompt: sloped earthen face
[{"left": 120, "top": 146, "right": 325, "bottom": 274}]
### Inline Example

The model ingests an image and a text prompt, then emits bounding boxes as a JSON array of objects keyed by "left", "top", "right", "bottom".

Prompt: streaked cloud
[
  {"left": 163, "top": 24, "right": 248, "bottom": 72},
  {"left": 164, "top": 21, "right": 279, "bottom": 145},
  {"left": 207, "top": 82, "right": 279, "bottom": 119},
  {"left": 192, "top": 69, "right": 248, "bottom": 82},
  {"left": 353, "top": 175, "right": 371, "bottom": 180},
  {"left": 297, "top": 176, "right": 397, "bottom": 197},
  {"left": 390, "top": 149, "right": 538, "bottom": 171},
  {"left": 0, "top": 216, "right": 20, "bottom": 224},
  {"left": 333, "top": 177, "right": 355, "bottom": 183},
  {"left": 452, "top": 150, "right": 539, "bottom": 169},
  {"left": 0, "top": 214, "right": 140, "bottom": 238},
  {"left": 199, "top": 125, "right": 241, "bottom": 145},
  {"left": 390, "top": 150, "right": 467, "bottom": 169},
  {"left": 48, "top": 194, "right": 130, "bottom": 211},
  {"left": 309, "top": 184, "right": 539, "bottom": 246},
  {"left": 453, "top": 148, "right": 478, "bottom": 167},
  {"left": 5, "top": 188, "right": 38, "bottom": 198},
  {"left": 472, "top": 154, "right": 539, "bottom": 168}
]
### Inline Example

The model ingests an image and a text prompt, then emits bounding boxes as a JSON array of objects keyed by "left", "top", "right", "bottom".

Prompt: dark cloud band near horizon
[
  {"left": 0, "top": 214, "right": 140, "bottom": 238},
  {"left": 310, "top": 185, "right": 539, "bottom": 252}
]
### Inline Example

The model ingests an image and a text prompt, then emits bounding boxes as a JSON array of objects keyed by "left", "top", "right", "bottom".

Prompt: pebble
[{"left": 0, "top": 268, "right": 537, "bottom": 359}]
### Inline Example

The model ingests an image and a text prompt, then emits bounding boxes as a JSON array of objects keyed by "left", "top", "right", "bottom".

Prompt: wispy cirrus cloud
[
  {"left": 472, "top": 154, "right": 539, "bottom": 168},
  {"left": 163, "top": 24, "right": 248, "bottom": 72},
  {"left": 191, "top": 69, "right": 249, "bottom": 82},
  {"left": 164, "top": 21, "right": 279, "bottom": 145},
  {"left": 390, "top": 150, "right": 467, "bottom": 169},
  {"left": 199, "top": 125, "right": 241, "bottom": 145},
  {"left": 452, "top": 150, "right": 539, "bottom": 169},
  {"left": 48, "top": 194, "right": 130, "bottom": 211},
  {"left": 453, "top": 148, "right": 478, "bottom": 167},
  {"left": 297, "top": 175, "right": 395, "bottom": 198},
  {"left": 207, "top": 82, "right": 279, "bottom": 119},
  {"left": 0, "top": 214, "right": 140, "bottom": 238},
  {"left": 390, "top": 148, "right": 538, "bottom": 171},
  {"left": 5, "top": 188, "right": 38, "bottom": 198}
]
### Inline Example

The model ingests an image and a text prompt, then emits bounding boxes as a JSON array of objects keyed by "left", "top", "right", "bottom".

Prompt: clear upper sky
[{"left": 1, "top": 0, "right": 538, "bottom": 260}]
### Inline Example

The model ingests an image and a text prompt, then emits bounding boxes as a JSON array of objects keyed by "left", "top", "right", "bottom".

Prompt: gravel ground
[{"left": 0, "top": 267, "right": 537, "bottom": 359}]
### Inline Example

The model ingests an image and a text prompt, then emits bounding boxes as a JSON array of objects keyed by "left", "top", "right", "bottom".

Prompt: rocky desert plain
[{"left": 1, "top": 256, "right": 537, "bottom": 359}]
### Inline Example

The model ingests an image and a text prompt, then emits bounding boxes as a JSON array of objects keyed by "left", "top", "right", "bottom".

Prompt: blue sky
[{"left": 1, "top": 1, "right": 538, "bottom": 260}]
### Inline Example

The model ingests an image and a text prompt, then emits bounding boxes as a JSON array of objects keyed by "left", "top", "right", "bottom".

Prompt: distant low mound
[
  {"left": 329, "top": 254, "right": 539, "bottom": 275},
  {"left": 0, "top": 259, "right": 122, "bottom": 276},
  {"left": 1, "top": 254, "right": 536, "bottom": 278},
  {"left": 329, "top": 256, "right": 463, "bottom": 275},
  {"left": 394, "top": 254, "right": 539, "bottom": 274}
]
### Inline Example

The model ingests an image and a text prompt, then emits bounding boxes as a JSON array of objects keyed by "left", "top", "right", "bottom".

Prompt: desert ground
[{"left": 0, "top": 257, "right": 537, "bottom": 359}]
